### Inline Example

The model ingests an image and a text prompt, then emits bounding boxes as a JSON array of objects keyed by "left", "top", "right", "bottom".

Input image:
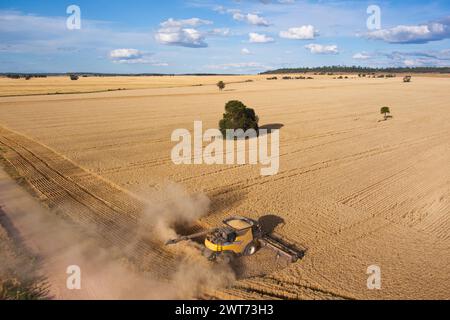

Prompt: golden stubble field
[
  {"left": 0, "top": 75, "right": 261, "bottom": 97},
  {"left": 0, "top": 75, "right": 449, "bottom": 299}
]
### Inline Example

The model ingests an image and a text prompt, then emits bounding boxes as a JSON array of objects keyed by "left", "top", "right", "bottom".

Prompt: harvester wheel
[{"left": 244, "top": 241, "right": 258, "bottom": 256}]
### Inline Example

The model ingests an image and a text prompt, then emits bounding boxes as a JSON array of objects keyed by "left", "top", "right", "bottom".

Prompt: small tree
[
  {"left": 219, "top": 100, "right": 259, "bottom": 137},
  {"left": 217, "top": 81, "right": 225, "bottom": 91},
  {"left": 380, "top": 106, "right": 391, "bottom": 120}
]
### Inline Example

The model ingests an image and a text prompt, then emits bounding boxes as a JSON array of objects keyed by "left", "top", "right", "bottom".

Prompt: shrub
[
  {"left": 380, "top": 106, "right": 391, "bottom": 120},
  {"left": 70, "top": 74, "right": 79, "bottom": 81},
  {"left": 403, "top": 76, "right": 412, "bottom": 83},
  {"left": 219, "top": 100, "right": 259, "bottom": 137},
  {"left": 217, "top": 81, "right": 225, "bottom": 91}
]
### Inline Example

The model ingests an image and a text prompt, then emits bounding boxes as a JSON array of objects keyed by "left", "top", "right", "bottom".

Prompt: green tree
[
  {"left": 219, "top": 100, "right": 259, "bottom": 137},
  {"left": 380, "top": 106, "right": 391, "bottom": 120},
  {"left": 217, "top": 81, "right": 225, "bottom": 91}
]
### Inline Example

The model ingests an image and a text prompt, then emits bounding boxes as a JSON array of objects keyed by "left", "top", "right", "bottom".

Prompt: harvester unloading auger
[{"left": 166, "top": 216, "right": 302, "bottom": 263}]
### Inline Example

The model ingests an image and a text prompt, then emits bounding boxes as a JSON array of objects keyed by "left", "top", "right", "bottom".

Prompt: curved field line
[{"left": 0, "top": 126, "right": 177, "bottom": 277}]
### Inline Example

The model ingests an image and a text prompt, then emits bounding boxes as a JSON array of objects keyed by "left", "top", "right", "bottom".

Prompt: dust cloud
[
  {"left": 137, "top": 182, "right": 236, "bottom": 298},
  {"left": 0, "top": 170, "right": 235, "bottom": 299},
  {"left": 138, "top": 183, "right": 211, "bottom": 243}
]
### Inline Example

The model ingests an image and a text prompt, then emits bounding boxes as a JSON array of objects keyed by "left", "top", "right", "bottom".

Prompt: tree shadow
[
  {"left": 259, "top": 123, "right": 284, "bottom": 136},
  {"left": 378, "top": 115, "right": 394, "bottom": 122},
  {"left": 219, "top": 123, "right": 284, "bottom": 140}
]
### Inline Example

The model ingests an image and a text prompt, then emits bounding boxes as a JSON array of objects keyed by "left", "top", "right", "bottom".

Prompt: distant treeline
[
  {"left": 261, "top": 66, "right": 450, "bottom": 75},
  {"left": 4, "top": 74, "right": 48, "bottom": 79},
  {"left": 1, "top": 72, "right": 241, "bottom": 78}
]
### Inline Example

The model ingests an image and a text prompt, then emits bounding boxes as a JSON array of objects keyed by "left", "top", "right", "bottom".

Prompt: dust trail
[{"left": 0, "top": 169, "right": 235, "bottom": 299}]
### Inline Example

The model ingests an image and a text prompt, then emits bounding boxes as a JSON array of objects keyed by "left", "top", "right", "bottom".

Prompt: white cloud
[
  {"left": 215, "top": 7, "right": 270, "bottom": 27},
  {"left": 385, "top": 50, "right": 450, "bottom": 67},
  {"left": 109, "top": 49, "right": 167, "bottom": 66},
  {"left": 279, "top": 25, "right": 316, "bottom": 40},
  {"left": 213, "top": 6, "right": 229, "bottom": 14},
  {"left": 206, "top": 62, "right": 270, "bottom": 70},
  {"left": 249, "top": 32, "right": 274, "bottom": 43},
  {"left": 210, "top": 28, "right": 230, "bottom": 36},
  {"left": 305, "top": 43, "right": 338, "bottom": 54},
  {"left": 403, "top": 59, "right": 419, "bottom": 67},
  {"left": 0, "top": 10, "right": 154, "bottom": 54},
  {"left": 241, "top": 48, "right": 251, "bottom": 55},
  {"left": 366, "top": 17, "right": 450, "bottom": 44},
  {"left": 155, "top": 18, "right": 211, "bottom": 48},
  {"left": 353, "top": 52, "right": 371, "bottom": 60},
  {"left": 160, "top": 18, "right": 212, "bottom": 28},
  {"left": 349, "top": 50, "right": 450, "bottom": 67},
  {"left": 233, "top": 13, "right": 270, "bottom": 27},
  {"left": 109, "top": 48, "right": 142, "bottom": 60},
  {"left": 152, "top": 62, "right": 169, "bottom": 67}
]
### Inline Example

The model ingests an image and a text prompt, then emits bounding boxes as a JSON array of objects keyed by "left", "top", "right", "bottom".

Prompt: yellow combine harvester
[{"left": 166, "top": 216, "right": 301, "bottom": 263}]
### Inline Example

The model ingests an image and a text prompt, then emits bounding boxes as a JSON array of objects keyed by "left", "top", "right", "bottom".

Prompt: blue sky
[{"left": 1, "top": 0, "right": 449, "bottom": 73}]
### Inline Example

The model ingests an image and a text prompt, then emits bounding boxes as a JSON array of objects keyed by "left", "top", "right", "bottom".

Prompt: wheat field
[{"left": 0, "top": 75, "right": 449, "bottom": 299}]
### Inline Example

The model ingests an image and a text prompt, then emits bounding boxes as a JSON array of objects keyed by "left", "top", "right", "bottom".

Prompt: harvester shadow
[
  {"left": 230, "top": 214, "right": 306, "bottom": 279},
  {"left": 258, "top": 214, "right": 285, "bottom": 235},
  {"left": 258, "top": 214, "right": 306, "bottom": 261}
]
